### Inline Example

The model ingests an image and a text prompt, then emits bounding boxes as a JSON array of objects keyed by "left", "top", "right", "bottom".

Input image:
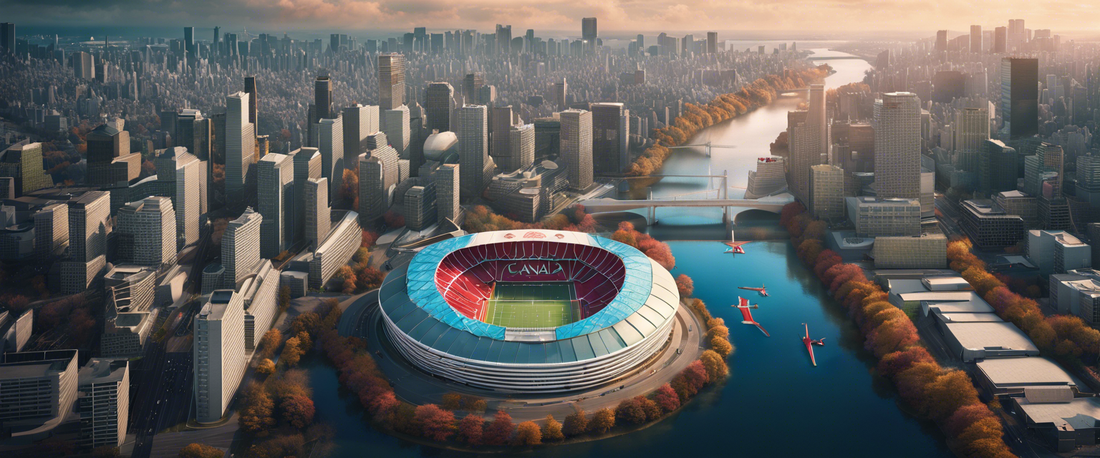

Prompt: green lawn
[{"left": 484, "top": 283, "right": 575, "bottom": 328}]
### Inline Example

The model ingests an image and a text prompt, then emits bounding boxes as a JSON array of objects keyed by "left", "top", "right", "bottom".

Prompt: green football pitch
[{"left": 483, "top": 283, "right": 578, "bottom": 328}]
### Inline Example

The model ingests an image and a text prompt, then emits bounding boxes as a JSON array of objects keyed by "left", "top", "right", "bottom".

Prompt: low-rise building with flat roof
[
  {"left": 941, "top": 322, "right": 1040, "bottom": 362},
  {"left": 975, "top": 357, "right": 1076, "bottom": 396},
  {"left": 1013, "top": 392, "right": 1100, "bottom": 452},
  {"left": 959, "top": 199, "right": 1026, "bottom": 250}
]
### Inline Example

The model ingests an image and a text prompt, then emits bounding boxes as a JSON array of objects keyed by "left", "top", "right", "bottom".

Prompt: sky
[{"left": 3, "top": 0, "right": 1100, "bottom": 37}]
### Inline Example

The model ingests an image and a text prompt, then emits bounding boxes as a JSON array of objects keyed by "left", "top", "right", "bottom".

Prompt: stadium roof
[{"left": 384, "top": 229, "right": 679, "bottom": 365}]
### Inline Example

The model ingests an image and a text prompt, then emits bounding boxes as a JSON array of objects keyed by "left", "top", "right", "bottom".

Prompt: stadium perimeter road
[{"left": 338, "top": 292, "right": 705, "bottom": 423}]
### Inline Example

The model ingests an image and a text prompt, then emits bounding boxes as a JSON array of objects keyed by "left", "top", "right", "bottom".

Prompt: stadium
[{"left": 378, "top": 229, "right": 680, "bottom": 394}]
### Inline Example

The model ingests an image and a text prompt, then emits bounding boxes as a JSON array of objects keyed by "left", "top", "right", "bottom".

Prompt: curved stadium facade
[{"left": 379, "top": 229, "right": 680, "bottom": 393}]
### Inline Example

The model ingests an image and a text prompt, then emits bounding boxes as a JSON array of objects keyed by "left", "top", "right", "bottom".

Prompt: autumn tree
[
  {"left": 541, "top": 415, "right": 564, "bottom": 441},
  {"left": 415, "top": 404, "right": 455, "bottom": 441},
  {"left": 588, "top": 408, "right": 615, "bottom": 434},
  {"left": 441, "top": 392, "right": 463, "bottom": 411},
  {"left": 256, "top": 358, "right": 276, "bottom": 376},
  {"left": 482, "top": 410, "right": 515, "bottom": 445},
  {"left": 279, "top": 394, "right": 315, "bottom": 428},
  {"left": 238, "top": 383, "right": 275, "bottom": 435},
  {"left": 923, "top": 370, "right": 980, "bottom": 420},
  {"left": 456, "top": 413, "right": 484, "bottom": 444},
  {"left": 515, "top": 421, "right": 542, "bottom": 445},
  {"left": 562, "top": 409, "right": 588, "bottom": 437},
  {"left": 652, "top": 383, "right": 680, "bottom": 413},
  {"left": 280, "top": 337, "right": 303, "bottom": 367},
  {"left": 699, "top": 350, "right": 729, "bottom": 380},
  {"left": 675, "top": 274, "right": 694, "bottom": 298},
  {"left": 615, "top": 397, "right": 648, "bottom": 425}
]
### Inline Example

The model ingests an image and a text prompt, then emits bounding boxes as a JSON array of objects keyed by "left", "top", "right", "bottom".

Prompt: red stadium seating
[{"left": 436, "top": 241, "right": 626, "bottom": 321}]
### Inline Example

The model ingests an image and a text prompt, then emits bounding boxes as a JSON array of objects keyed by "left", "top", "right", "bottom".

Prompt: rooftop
[
  {"left": 944, "top": 322, "right": 1039, "bottom": 353},
  {"left": 976, "top": 357, "right": 1075, "bottom": 387}
]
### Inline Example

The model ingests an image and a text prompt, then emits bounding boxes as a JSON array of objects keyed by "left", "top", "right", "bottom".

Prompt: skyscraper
[
  {"left": 305, "top": 178, "right": 330, "bottom": 248},
  {"left": 994, "top": 27, "right": 1007, "bottom": 53},
  {"left": 379, "top": 54, "right": 405, "bottom": 110},
  {"left": 68, "top": 191, "right": 110, "bottom": 262},
  {"left": 316, "top": 117, "right": 344, "bottom": 201},
  {"left": 582, "top": 17, "right": 597, "bottom": 43},
  {"left": 591, "top": 103, "right": 629, "bottom": 175},
  {"left": 491, "top": 106, "right": 516, "bottom": 171},
  {"left": 707, "top": 32, "right": 718, "bottom": 54},
  {"left": 244, "top": 77, "right": 258, "bottom": 125},
  {"left": 874, "top": 92, "right": 922, "bottom": 199},
  {"left": 358, "top": 132, "right": 399, "bottom": 226},
  {"left": 222, "top": 208, "right": 262, "bottom": 289},
  {"left": 184, "top": 27, "right": 194, "bottom": 55},
  {"left": 552, "top": 78, "right": 568, "bottom": 109},
  {"left": 463, "top": 73, "right": 483, "bottom": 105},
  {"left": 1, "top": 23, "right": 15, "bottom": 54},
  {"left": 434, "top": 164, "right": 459, "bottom": 223},
  {"left": 342, "top": 104, "right": 379, "bottom": 168},
  {"left": 155, "top": 147, "right": 206, "bottom": 249},
  {"left": 970, "top": 25, "right": 982, "bottom": 53},
  {"left": 194, "top": 290, "right": 246, "bottom": 424},
  {"left": 979, "top": 139, "right": 1018, "bottom": 196},
  {"left": 935, "top": 30, "right": 948, "bottom": 53},
  {"left": 1001, "top": 58, "right": 1039, "bottom": 139},
  {"left": 425, "top": 82, "right": 456, "bottom": 132},
  {"left": 225, "top": 92, "right": 255, "bottom": 207},
  {"left": 954, "top": 107, "right": 990, "bottom": 172},
  {"left": 381, "top": 106, "right": 410, "bottom": 158},
  {"left": 809, "top": 164, "right": 844, "bottom": 220},
  {"left": 456, "top": 105, "right": 492, "bottom": 200},
  {"left": 509, "top": 124, "right": 536, "bottom": 172},
  {"left": 116, "top": 197, "right": 176, "bottom": 267},
  {"left": 257, "top": 153, "right": 293, "bottom": 258},
  {"left": 314, "top": 75, "right": 332, "bottom": 120},
  {"left": 560, "top": 109, "right": 593, "bottom": 190},
  {"left": 86, "top": 123, "right": 134, "bottom": 187}
]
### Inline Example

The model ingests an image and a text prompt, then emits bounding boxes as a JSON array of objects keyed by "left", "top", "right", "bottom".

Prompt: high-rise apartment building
[
  {"left": 68, "top": 191, "right": 110, "bottom": 262},
  {"left": 257, "top": 153, "right": 293, "bottom": 258},
  {"left": 194, "top": 290, "right": 246, "bottom": 424},
  {"left": 305, "top": 178, "right": 330, "bottom": 248},
  {"left": 379, "top": 54, "right": 405, "bottom": 110},
  {"left": 509, "top": 124, "right": 536, "bottom": 172},
  {"left": 434, "top": 164, "right": 459, "bottom": 223},
  {"left": 222, "top": 207, "right": 262, "bottom": 289},
  {"left": 560, "top": 109, "right": 593, "bottom": 190},
  {"left": 463, "top": 73, "right": 483, "bottom": 105},
  {"left": 117, "top": 197, "right": 176, "bottom": 267},
  {"left": 358, "top": 133, "right": 399, "bottom": 226},
  {"left": 425, "top": 83, "right": 456, "bottom": 132},
  {"left": 1001, "top": 58, "right": 1039, "bottom": 139},
  {"left": 382, "top": 105, "right": 410, "bottom": 158},
  {"left": 873, "top": 92, "right": 922, "bottom": 199},
  {"left": 290, "top": 148, "right": 322, "bottom": 244},
  {"left": 591, "top": 103, "right": 630, "bottom": 175},
  {"left": 954, "top": 107, "right": 990, "bottom": 172},
  {"left": 342, "top": 104, "right": 379, "bottom": 167},
  {"left": 457, "top": 105, "right": 493, "bottom": 200},
  {"left": 34, "top": 203, "right": 67, "bottom": 260},
  {"left": 158, "top": 147, "right": 207, "bottom": 247},
  {"left": 225, "top": 92, "right": 255, "bottom": 206},
  {"left": 77, "top": 359, "right": 129, "bottom": 448},
  {"left": 405, "top": 185, "right": 437, "bottom": 230},
  {"left": 316, "top": 117, "right": 344, "bottom": 200},
  {"left": 810, "top": 164, "right": 844, "bottom": 220}
]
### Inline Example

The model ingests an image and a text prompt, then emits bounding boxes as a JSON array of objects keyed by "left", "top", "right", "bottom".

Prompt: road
[{"left": 340, "top": 291, "right": 704, "bottom": 423}]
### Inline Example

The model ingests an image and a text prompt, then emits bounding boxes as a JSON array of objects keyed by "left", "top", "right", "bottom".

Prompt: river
[{"left": 306, "top": 49, "right": 952, "bottom": 457}]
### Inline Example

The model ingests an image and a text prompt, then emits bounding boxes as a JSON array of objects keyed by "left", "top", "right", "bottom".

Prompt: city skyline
[{"left": 4, "top": 1, "right": 1100, "bottom": 37}]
